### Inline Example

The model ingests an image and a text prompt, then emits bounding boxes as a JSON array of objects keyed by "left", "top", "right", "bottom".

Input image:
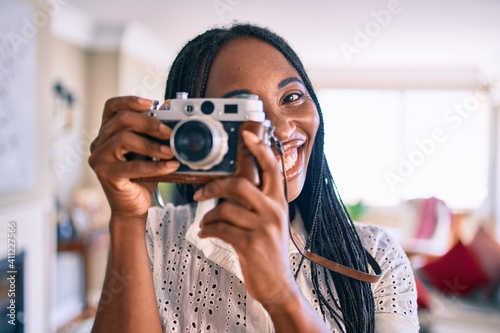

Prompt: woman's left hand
[{"left": 194, "top": 130, "right": 296, "bottom": 304}]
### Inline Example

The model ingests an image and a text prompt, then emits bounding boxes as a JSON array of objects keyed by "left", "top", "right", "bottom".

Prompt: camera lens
[
  {"left": 171, "top": 116, "right": 229, "bottom": 170},
  {"left": 174, "top": 121, "right": 212, "bottom": 162}
]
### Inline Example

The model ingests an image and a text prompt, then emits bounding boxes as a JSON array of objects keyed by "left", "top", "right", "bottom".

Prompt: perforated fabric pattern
[{"left": 146, "top": 203, "right": 419, "bottom": 332}]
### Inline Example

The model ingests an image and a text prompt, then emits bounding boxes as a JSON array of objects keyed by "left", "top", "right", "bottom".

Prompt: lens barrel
[{"left": 171, "top": 116, "right": 228, "bottom": 170}]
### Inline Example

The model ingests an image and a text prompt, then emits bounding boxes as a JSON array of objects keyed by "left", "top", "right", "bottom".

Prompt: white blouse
[{"left": 145, "top": 199, "right": 419, "bottom": 332}]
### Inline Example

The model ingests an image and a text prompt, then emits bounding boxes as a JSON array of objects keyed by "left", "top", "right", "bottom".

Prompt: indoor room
[{"left": 1, "top": 0, "right": 500, "bottom": 332}]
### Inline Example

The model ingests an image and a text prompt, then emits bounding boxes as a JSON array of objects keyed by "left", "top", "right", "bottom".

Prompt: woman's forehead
[
  {"left": 215, "top": 37, "right": 290, "bottom": 68},
  {"left": 205, "top": 37, "right": 300, "bottom": 95}
]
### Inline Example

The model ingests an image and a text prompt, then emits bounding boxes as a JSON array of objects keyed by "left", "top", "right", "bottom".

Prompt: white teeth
[{"left": 283, "top": 149, "right": 298, "bottom": 172}]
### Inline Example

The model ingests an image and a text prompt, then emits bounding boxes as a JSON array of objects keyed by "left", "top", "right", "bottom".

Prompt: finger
[
  {"left": 200, "top": 201, "right": 258, "bottom": 230},
  {"left": 91, "top": 130, "right": 174, "bottom": 164},
  {"left": 242, "top": 130, "right": 284, "bottom": 199},
  {"left": 159, "top": 100, "right": 171, "bottom": 109},
  {"left": 91, "top": 111, "right": 171, "bottom": 153},
  {"left": 193, "top": 177, "right": 267, "bottom": 212},
  {"left": 198, "top": 221, "right": 251, "bottom": 251},
  {"left": 92, "top": 159, "right": 180, "bottom": 184},
  {"left": 102, "top": 96, "right": 154, "bottom": 124}
]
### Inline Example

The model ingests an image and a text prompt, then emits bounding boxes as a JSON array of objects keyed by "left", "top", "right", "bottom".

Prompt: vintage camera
[{"left": 132, "top": 92, "right": 270, "bottom": 186}]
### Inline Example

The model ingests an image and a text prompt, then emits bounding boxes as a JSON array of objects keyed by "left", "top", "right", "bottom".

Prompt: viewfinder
[{"left": 224, "top": 104, "right": 238, "bottom": 114}]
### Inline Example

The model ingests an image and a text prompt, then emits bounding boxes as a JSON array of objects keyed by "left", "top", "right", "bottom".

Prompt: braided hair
[{"left": 164, "top": 23, "right": 375, "bottom": 333}]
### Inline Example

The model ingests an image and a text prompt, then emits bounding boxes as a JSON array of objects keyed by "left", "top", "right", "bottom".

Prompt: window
[{"left": 317, "top": 89, "right": 490, "bottom": 209}]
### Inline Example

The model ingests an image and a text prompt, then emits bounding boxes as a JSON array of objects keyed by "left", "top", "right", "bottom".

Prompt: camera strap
[{"left": 268, "top": 127, "right": 382, "bottom": 283}]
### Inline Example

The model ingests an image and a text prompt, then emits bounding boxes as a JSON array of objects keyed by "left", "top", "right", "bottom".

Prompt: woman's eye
[{"left": 283, "top": 92, "right": 303, "bottom": 103}]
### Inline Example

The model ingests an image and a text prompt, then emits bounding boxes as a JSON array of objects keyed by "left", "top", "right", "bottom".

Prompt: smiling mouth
[{"left": 277, "top": 146, "right": 303, "bottom": 181}]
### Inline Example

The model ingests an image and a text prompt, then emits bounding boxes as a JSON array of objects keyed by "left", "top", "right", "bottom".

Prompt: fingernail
[
  {"left": 160, "top": 145, "right": 171, "bottom": 154},
  {"left": 137, "top": 97, "right": 153, "bottom": 105},
  {"left": 243, "top": 130, "right": 260, "bottom": 144},
  {"left": 165, "top": 160, "right": 180, "bottom": 169}
]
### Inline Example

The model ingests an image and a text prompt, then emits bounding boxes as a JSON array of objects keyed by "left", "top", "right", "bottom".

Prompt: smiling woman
[
  {"left": 88, "top": 23, "right": 419, "bottom": 333},
  {"left": 203, "top": 37, "right": 319, "bottom": 202}
]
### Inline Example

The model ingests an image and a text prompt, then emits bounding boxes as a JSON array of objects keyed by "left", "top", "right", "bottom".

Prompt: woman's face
[{"left": 204, "top": 37, "right": 320, "bottom": 202}]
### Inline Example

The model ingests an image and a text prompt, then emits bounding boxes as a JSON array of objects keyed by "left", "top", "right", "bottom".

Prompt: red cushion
[
  {"left": 420, "top": 240, "right": 489, "bottom": 296},
  {"left": 468, "top": 226, "right": 500, "bottom": 289}
]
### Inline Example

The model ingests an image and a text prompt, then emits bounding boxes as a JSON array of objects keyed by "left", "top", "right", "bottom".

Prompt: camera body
[{"left": 133, "top": 92, "right": 269, "bottom": 186}]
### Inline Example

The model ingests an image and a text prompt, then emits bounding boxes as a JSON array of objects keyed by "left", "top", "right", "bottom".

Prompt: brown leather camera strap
[
  {"left": 267, "top": 126, "right": 382, "bottom": 283},
  {"left": 288, "top": 226, "right": 382, "bottom": 283}
]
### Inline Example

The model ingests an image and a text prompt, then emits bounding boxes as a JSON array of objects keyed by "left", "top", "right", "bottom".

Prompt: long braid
[{"left": 164, "top": 23, "right": 375, "bottom": 333}]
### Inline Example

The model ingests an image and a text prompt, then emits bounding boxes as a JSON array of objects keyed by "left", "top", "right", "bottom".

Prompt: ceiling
[{"left": 65, "top": 0, "right": 500, "bottom": 75}]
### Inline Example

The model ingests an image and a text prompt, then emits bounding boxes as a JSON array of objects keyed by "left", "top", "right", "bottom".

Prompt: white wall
[
  {"left": 49, "top": 37, "right": 88, "bottom": 207},
  {"left": 0, "top": 200, "right": 55, "bottom": 333},
  {"left": 0, "top": 1, "right": 55, "bottom": 332}
]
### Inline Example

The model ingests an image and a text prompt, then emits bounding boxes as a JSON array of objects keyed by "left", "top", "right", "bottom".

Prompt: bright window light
[{"left": 317, "top": 89, "right": 489, "bottom": 210}]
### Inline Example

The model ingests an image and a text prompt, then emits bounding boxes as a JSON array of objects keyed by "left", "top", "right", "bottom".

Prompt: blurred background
[{"left": 1, "top": 0, "right": 499, "bottom": 332}]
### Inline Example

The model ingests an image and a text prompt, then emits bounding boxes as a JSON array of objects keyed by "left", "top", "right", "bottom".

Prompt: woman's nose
[{"left": 264, "top": 104, "right": 295, "bottom": 142}]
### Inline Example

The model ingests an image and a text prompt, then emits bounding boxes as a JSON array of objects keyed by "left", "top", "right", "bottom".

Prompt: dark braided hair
[{"left": 164, "top": 23, "right": 375, "bottom": 333}]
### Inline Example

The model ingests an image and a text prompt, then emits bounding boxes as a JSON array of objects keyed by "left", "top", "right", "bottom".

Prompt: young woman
[{"left": 89, "top": 24, "right": 419, "bottom": 333}]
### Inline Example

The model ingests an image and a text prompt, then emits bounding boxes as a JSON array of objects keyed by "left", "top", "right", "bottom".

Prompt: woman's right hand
[{"left": 88, "top": 96, "right": 180, "bottom": 220}]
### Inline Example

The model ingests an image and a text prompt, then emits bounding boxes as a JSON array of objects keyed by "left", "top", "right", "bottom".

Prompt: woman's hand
[
  {"left": 194, "top": 130, "right": 296, "bottom": 304},
  {"left": 88, "top": 96, "right": 180, "bottom": 220}
]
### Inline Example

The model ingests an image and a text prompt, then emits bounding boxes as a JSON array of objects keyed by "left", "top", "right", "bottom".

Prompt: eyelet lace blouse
[{"left": 145, "top": 199, "right": 419, "bottom": 332}]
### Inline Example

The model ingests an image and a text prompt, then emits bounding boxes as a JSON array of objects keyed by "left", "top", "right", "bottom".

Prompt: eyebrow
[
  {"left": 278, "top": 77, "right": 304, "bottom": 89},
  {"left": 222, "top": 89, "right": 252, "bottom": 98},
  {"left": 221, "top": 77, "right": 305, "bottom": 98}
]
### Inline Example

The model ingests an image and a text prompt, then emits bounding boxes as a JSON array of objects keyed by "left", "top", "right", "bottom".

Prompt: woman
[{"left": 89, "top": 23, "right": 419, "bottom": 332}]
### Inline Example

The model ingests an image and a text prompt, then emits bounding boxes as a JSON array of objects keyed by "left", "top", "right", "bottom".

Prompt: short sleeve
[{"left": 355, "top": 223, "right": 420, "bottom": 332}]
